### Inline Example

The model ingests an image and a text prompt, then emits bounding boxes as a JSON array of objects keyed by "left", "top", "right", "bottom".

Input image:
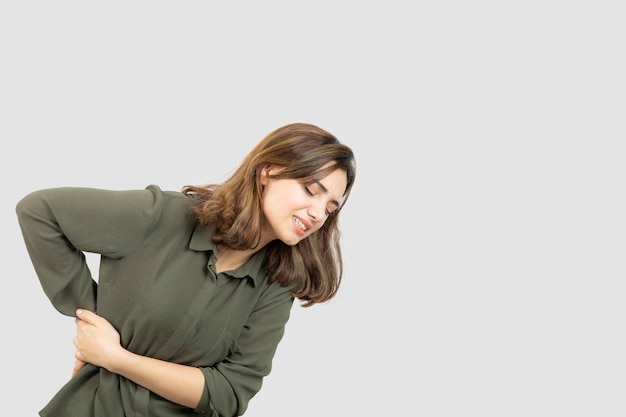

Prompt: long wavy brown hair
[{"left": 182, "top": 122, "right": 356, "bottom": 307}]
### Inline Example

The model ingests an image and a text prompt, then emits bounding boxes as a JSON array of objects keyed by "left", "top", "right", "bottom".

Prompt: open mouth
[{"left": 293, "top": 216, "right": 308, "bottom": 231}]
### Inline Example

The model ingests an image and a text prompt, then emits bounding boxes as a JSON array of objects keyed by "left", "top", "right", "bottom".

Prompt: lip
[{"left": 293, "top": 215, "right": 310, "bottom": 236}]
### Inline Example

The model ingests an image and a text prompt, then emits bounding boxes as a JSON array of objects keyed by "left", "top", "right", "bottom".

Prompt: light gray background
[{"left": 2, "top": 2, "right": 624, "bottom": 416}]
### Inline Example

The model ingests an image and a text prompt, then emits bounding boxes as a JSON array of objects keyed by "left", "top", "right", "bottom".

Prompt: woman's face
[{"left": 260, "top": 163, "right": 348, "bottom": 246}]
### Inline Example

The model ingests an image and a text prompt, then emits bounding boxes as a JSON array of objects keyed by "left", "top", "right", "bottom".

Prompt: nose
[{"left": 307, "top": 201, "right": 325, "bottom": 221}]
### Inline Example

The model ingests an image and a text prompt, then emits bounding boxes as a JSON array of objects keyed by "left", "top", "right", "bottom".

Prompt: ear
[
  {"left": 259, "top": 164, "right": 283, "bottom": 185},
  {"left": 259, "top": 164, "right": 273, "bottom": 186}
]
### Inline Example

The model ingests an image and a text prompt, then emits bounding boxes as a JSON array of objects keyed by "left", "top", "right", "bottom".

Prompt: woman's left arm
[{"left": 73, "top": 308, "right": 205, "bottom": 409}]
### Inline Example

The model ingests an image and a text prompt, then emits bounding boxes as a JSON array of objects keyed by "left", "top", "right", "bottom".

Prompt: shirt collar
[{"left": 189, "top": 222, "right": 267, "bottom": 286}]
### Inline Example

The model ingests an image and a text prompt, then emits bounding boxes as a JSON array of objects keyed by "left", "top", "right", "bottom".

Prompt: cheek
[{"left": 261, "top": 195, "right": 287, "bottom": 226}]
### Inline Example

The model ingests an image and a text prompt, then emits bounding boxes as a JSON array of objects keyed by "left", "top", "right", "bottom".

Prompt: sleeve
[
  {"left": 15, "top": 185, "right": 163, "bottom": 316},
  {"left": 195, "top": 286, "right": 295, "bottom": 417}
]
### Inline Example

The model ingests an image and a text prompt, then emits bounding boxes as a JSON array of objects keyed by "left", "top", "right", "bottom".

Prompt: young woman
[{"left": 16, "top": 122, "right": 356, "bottom": 417}]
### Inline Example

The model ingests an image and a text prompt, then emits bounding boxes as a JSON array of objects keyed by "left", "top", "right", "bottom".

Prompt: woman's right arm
[{"left": 15, "top": 186, "right": 161, "bottom": 316}]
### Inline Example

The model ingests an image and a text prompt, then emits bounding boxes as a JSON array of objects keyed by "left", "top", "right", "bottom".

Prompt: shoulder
[
  {"left": 141, "top": 184, "right": 197, "bottom": 224},
  {"left": 142, "top": 184, "right": 194, "bottom": 208}
]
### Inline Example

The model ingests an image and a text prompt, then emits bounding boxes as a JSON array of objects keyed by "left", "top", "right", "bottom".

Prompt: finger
[
  {"left": 76, "top": 308, "right": 99, "bottom": 324},
  {"left": 75, "top": 319, "right": 89, "bottom": 333},
  {"left": 71, "top": 359, "right": 87, "bottom": 377}
]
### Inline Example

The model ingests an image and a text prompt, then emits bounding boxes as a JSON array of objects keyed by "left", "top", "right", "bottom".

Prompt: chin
[{"left": 279, "top": 236, "right": 303, "bottom": 246}]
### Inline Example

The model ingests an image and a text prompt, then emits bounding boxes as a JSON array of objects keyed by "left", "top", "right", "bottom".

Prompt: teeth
[{"left": 294, "top": 217, "right": 308, "bottom": 231}]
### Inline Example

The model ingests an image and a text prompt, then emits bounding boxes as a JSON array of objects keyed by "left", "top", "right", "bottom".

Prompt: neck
[
  {"left": 215, "top": 227, "right": 275, "bottom": 273},
  {"left": 215, "top": 245, "right": 257, "bottom": 274}
]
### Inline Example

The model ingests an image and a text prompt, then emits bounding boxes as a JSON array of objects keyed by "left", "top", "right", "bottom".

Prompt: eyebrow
[{"left": 314, "top": 180, "right": 340, "bottom": 209}]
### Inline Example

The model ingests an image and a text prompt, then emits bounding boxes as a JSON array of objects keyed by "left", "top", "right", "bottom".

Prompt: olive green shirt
[{"left": 16, "top": 185, "right": 294, "bottom": 417}]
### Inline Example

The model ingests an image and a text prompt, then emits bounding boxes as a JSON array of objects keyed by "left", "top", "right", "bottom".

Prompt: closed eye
[{"left": 305, "top": 184, "right": 339, "bottom": 217}]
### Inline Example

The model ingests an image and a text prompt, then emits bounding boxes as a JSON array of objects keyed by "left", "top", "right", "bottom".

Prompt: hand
[{"left": 73, "top": 309, "right": 123, "bottom": 372}]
